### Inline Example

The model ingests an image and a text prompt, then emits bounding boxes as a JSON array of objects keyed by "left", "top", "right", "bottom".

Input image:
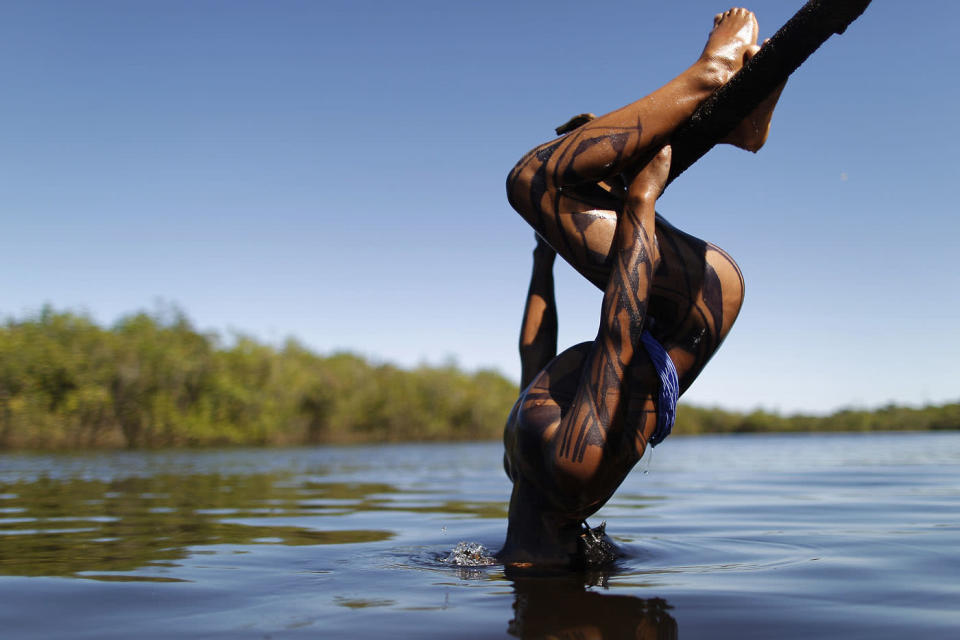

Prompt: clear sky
[{"left": 2, "top": 1, "right": 958, "bottom": 414}]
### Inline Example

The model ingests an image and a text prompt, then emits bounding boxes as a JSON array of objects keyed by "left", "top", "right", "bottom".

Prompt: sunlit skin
[{"left": 499, "top": 8, "right": 782, "bottom": 567}]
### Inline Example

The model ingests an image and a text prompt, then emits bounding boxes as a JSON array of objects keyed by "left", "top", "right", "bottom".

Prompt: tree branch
[{"left": 666, "top": 0, "right": 873, "bottom": 186}]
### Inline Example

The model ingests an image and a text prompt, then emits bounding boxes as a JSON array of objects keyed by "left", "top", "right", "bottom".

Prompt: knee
[
  {"left": 506, "top": 159, "right": 533, "bottom": 215},
  {"left": 507, "top": 141, "right": 558, "bottom": 217}
]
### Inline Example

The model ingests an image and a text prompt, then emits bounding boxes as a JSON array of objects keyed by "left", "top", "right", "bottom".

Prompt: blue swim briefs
[{"left": 639, "top": 330, "right": 679, "bottom": 447}]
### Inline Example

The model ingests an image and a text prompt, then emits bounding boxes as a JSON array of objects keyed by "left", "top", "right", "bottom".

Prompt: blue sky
[{"left": 2, "top": 1, "right": 957, "bottom": 413}]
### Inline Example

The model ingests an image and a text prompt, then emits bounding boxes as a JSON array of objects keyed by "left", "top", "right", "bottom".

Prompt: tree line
[{"left": 0, "top": 308, "right": 956, "bottom": 449}]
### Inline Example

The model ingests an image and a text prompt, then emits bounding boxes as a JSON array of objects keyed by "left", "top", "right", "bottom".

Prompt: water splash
[{"left": 443, "top": 541, "right": 496, "bottom": 567}]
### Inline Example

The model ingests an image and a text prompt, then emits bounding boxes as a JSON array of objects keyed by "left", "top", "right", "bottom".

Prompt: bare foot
[
  {"left": 697, "top": 8, "right": 760, "bottom": 85},
  {"left": 722, "top": 40, "right": 787, "bottom": 152},
  {"left": 630, "top": 145, "right": 672, "bottom": 202}
]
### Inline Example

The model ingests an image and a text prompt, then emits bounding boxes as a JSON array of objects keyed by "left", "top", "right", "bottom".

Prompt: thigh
[
  {"left": 649, "top": 216, "right": 745, "bottom": 393},
  {"left": 530, "top": 203, "right": 744, "bottom": 396},
  {"left": 525, "top": 183, "right": 621, "bottom": 291},
  {"left": 533, "top": 204, "right": 745, "bottom": 394}
]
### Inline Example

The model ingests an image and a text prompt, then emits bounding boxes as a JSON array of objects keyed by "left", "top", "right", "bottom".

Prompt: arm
[{"left": 519, "top": 234, "right": 558, "bottom": 390}]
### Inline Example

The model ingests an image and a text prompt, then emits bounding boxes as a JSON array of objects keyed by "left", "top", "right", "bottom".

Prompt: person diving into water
[{"left": 498, "top": 8, "right": 785, "bottom": 568}]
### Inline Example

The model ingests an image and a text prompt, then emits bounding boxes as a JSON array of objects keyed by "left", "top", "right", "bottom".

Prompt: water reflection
[
  {"left": 2, "top": 438, "right": 958, "bottom": 638},
  {"left": 508, "top": 575, "right": 677, "bottom": 639},
  {"left": 0, "top": 472, "right": 413, "bottom": 579}
]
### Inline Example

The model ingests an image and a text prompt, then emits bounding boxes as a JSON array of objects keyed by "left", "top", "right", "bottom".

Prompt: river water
[{"left": 1, "top": 432, "right": 958, "bottom": 638}]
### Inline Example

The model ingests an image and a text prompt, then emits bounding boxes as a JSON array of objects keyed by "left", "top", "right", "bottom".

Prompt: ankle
[{"left": 690, "top": 56, "right": 733, "bottom": 92}]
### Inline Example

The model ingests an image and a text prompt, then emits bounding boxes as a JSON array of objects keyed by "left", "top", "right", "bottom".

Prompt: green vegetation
[
  {"left": 675, "top": 403, "right": 960, "bottom": 435},
  {"left": 0, "top": 307, "right": 515, "bottom": 449},
  {"left": 0, "top": 307, "right": 957, "bottom": 449}
]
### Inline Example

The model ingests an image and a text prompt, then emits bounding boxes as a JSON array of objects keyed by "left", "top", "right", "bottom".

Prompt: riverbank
[{"left": 2, "top": 308, "right": 957, "bottom": 450}]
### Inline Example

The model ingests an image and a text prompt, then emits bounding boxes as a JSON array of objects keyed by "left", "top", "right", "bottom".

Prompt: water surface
[{"left": 1, "top": 432, "right": 958, "bottom": 638}]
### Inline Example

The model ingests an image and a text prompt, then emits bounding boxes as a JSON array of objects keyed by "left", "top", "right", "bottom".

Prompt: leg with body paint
[{"left": 499, "top": 9, "right": 765, "bottom": 567}]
